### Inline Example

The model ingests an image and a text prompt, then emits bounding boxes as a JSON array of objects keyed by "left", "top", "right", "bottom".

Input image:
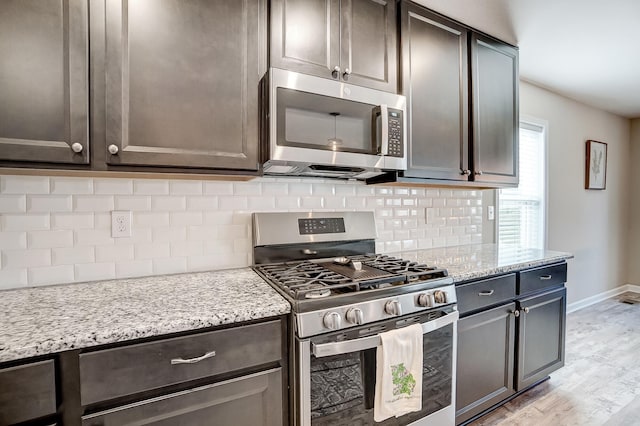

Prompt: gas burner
[{"left": 301, "top": 285, "right": 332, "bottom": 299}]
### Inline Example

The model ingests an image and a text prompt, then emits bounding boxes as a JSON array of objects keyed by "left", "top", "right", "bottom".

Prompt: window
[{"left": 498, "top": 120, "right": 546, "bottom": 249}]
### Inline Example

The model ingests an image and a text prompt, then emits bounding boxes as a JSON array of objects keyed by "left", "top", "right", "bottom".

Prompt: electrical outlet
[
  {"left": 111, "top": 211, "right": 132, "bottom": 238},
  {"left": 487, "top": 205, "right": 495, "bottom": 221}
]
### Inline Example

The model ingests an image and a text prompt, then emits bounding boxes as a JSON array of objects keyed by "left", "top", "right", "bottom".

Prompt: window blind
[{"left": 498, "top": 122, "right": 545, "bottom": 249}]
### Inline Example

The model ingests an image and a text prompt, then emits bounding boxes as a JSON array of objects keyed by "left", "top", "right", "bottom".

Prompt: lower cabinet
[
  {"left": 0, "top": 360, "right": 57, "bottom": 425},
  {"left": 517, "top": 287, "right": 566, "bottom": 390},
  {"left": 456, "top": 303, "right": 516, "bottom": 424},
  {"left": 455, "top": 263, "right": 567, "bottom": 425},
  {"left": 82, "top": 368, "right": 282, "bottom": 426}
]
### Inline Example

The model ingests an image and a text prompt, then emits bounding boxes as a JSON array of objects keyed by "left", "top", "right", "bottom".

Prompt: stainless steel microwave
[{"left": 261, "top": 68, "right": 407, "bottom": 180}]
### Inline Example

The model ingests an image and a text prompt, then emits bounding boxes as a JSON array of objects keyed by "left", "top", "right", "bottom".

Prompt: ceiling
[{"left": 414, "top": 0, "right": 640, "bottom": 119}]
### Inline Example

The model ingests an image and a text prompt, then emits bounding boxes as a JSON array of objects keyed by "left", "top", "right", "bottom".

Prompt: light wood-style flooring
[{"left": 470, "top": 292, "right": 640, "bottom": 426}]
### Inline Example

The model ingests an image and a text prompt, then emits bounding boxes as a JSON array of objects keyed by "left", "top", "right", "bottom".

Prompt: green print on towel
[{"left": 391, "top": 363, "right": 416, "bottom": 396}]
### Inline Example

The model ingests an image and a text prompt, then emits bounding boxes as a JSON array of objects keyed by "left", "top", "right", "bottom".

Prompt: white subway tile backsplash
[
  {"left": 27, "top": 230, "right": 74, "bottom": 249},
  {"left": 27, "top": 195, "right": 72, "bottom": 213},
  {"left": 75, "top": 262, "right": 115, "bottom": 282},
  {"left": 51, "top": 177, "right": 93, "bottom": 194},
  {"left": 53, "top": 246, "right": 95, "bottom": 265},
  {"left": 116, "top": 260, "right": 153, "bottom": 278},
  {"left": 1, "top": 176, "right": 49, "bottom": 194},
  {"left": 2, "top": 214, "right": 50, "bottom": 231},
  {"left": 0, "top": 232, "right": 27, "bottom": 250},
  {"left": 94, "top": 179, "right": 133, "bottom": 195},
  {"left": 115, "top": 196, "right": 152, "bottom": 211},
  {"left": 29, "top": 265, "right": 74, "bottom": 286},
  {"left": 74, "top": 195, "right": 114, "bottom": 212},
  {"left": 0, "top": 175, "right": 483, "bottom": 288},
  {"left": 52, "top": 212, "right": 94, "bottom": 230},
  {"left": 170, "top": 180, "right": 203, "bottom": 195},
  {"left": 0, "top": 195, "right": 26, "bottom": 213},
  {"left": 75, "top": 229, "right": 113, "bottom": 246},
  {"left": 152, "top": 257, "right": 187, "bottom": 275},
  {"left": 152, "top": 196, "right": 186, "bottom": 211},
  {"left": 134, "top": 242, "right": 170, "bottom": 259},
  {"left": 0, "top": 268, "right": 28, "bottom": 288},
  {"left": 96, "top": 244, "right": 134, "bottom": 262},
  {"left": 170, "top": 211, "right": 203, "bottom": 226},
  {"left": 133, "top": 179, "right": 169, "bottom": 195},
  {"left": 2, "top": 249, "right": 51, "bottom": 269}
]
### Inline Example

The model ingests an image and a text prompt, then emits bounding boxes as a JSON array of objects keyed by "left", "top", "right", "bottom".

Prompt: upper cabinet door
[
  {"left": 271, "top": 0, "right": 397, "bottom": 92},
  {"left": 400, "top": 3, "right": 469, "bottom": 180},
  {"left": 101, "top": 0, "right": 266, "bottom": 170},
  {"left": 471, "top": 33, "right": 519, "bottom": 186},
  {"left": 0, "top": 0, "right": 89, "bottom": 164},
  {"left": 270, "top": 0, "right": 341, "bottom": 80},
  {"left": 340, "top": 0, "right": 397, "bottom": 92}
]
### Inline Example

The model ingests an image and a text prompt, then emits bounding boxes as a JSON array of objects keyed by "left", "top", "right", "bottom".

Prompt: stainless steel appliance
[
  {"left": 252, "top": 212, "right": 458, "bottom": 425},
  {"left": 261, "top": 68, "right": 407, "bottom": 180}
]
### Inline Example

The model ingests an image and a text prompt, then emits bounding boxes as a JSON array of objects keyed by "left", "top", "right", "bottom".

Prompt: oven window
[
  {"left": 309, "top": 323, "right": 454, "bottom": 425},
  {"left": 276, "top": 88, "right": 378, "bottom": 154}
]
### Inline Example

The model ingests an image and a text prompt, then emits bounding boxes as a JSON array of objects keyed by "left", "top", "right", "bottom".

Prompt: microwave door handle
[
  {"left": 311, "top": 310, "right": 459, "bottom": 358},
  {"left": 379, "top": 104, "right": 389, "bottom": 156}
]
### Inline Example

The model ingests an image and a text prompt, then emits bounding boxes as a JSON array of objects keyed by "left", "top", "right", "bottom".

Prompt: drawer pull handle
[
  {"left": 171, "top": 351, "right": 216, "bottom": 365},
  {"left": 478, "top": 290, "right": 495, "bottom": 296},
  {"left": 539, "top": 275, "right": 552, "bottom": 280},
  {"left": 522, "top": 307, "right": 530, "bottom": 314}
]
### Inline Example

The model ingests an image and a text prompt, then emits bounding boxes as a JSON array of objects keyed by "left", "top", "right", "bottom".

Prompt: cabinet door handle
[
  {"left": 522, "top": 307, "right": 530, "bottom": 314},
  {"left": 170, "top": 351, "right": 216, "bottom": 365},
  {"left": 461, "top": 169, "right": 471, "bottom": 176},
  {"left": 475, "top": 170, "right": 483, "bottom": 175},
  {"left": 478, "top": 289, "right": 494, "bottom": 296},
  {"left": 71, "top": 142, "right": 83, "bottom": 153},
  {"left": 539, "top": 275, "right": 552, "bottom": 280},
  {"left": 342, "top": 68, "right": 351, "bottom": 80},
  {"left": 331, "top": 66, "right": 341, "bottom": 78},
  {"left": 108, "top": 144, "right": 119, "bottom": 155},
  {"left": 510, "top": 309, "right": 520, "bottom": 317},
  {"left": 301, "top": 248, "right": 318, "bottom": 255}
]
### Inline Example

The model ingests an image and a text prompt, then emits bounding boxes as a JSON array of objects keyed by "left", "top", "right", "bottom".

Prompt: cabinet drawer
[
  {"left": 457, "top": 274, "right": 516, "bottom": 315},
  {"left": 518, "top": 263, "right": 567, "bottom": 295},
  {"left": 80, "top": 320, "right": 282, "bottom": 405},
  {"left": 0, "top": 360, "right": 57, "bottom": 424},
  {"left": 82, "top": 368, "right": 282, "bottom": 426}
]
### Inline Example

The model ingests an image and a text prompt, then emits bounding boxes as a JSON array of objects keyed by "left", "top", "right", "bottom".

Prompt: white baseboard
[{"left": 567, "top": 284, "right": 640, "bottom": 314}]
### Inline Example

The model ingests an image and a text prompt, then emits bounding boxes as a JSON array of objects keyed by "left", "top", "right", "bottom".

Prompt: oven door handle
[{"left": 311, "top": 310, "right": 459, "bottom": 358}]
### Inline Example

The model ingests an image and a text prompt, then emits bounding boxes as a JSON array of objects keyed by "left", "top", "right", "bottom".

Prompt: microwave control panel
[{"left": 387, "top": 109, "right": 404, "bottom": 157}]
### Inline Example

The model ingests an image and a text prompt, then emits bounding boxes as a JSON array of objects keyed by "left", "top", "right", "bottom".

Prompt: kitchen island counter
[
  {"left": 0, "top": 268, "right": 290, "bottom": 363},
  {"left": 398, "top": 243, "right": 573, "bottom": 283}
]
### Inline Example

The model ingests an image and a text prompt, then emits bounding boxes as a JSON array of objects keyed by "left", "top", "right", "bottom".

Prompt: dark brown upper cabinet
[
  {"left": 471, "top": 33, "right": 519, "bottom": 186},
  {"left": 399, "top": 3, "right": 469, "bottom": 182},
  {"left": 95, "top": 0, "right": 266, "bottom": 171},
  {"left": 0, "top": 0, "right": 89, "bottom": 165},
  {"left": 395, "top": 1, "right": 518, "bottom": 187},
  {"left": 271, "top": 0, "right": 398, "bottom": 93}
]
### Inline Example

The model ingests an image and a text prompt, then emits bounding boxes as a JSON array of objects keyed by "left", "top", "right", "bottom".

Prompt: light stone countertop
[
  {"left": 396, "top": 243, "right": 573, "bottom": 283},
  {"left": 0, "top": 268, "right": 290, "bottom": 363}
]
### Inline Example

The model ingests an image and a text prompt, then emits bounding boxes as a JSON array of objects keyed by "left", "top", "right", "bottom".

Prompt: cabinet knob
[
  {"left": 331, "top": 66, "right": 341, "bottom": 79},
  {"left": 475, "top": 170, "right": 483, "bottom": 175},
  {"left": 108, "top": 144, "right": 119, "bottom": 155},
  {"left": 342, "top": 68, "right": 351, "bottom": 80},
  {"left": 522, "top": 307, "right": 530, "bottom": 314},
  {"left": 461, "top": 169, "right": 471, "bottom": 176},
  {"left": 71, "top": 143, "right": 83, "bottom": 153},
  {"left": 510, "top": 309, "right": 520, "bottom": 317}
]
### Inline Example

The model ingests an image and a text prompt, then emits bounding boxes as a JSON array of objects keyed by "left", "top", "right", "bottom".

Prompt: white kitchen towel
[{"left": 374, "top": 323, "right": 423, "bottom": 422}]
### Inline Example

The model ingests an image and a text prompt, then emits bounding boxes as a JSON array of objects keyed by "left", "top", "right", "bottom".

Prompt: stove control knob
[
  {"left": 417, "top": 293, "right": 434, "bottom": 307},
  {"left": 323, "top": 312, "right": 342, "bottom": 330},
  {"left": 385, "top": 300, "right": 402, "bottom": 316},
  {"left": 433, "top": 290, "right": 447, "bottom": 304},
  {"left": 346, "top": 308, "right": 364, "bottom": 325}
]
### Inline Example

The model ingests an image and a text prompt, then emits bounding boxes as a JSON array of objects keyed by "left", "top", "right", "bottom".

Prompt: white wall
[
  {"left": 0, "top": 176, "right": 483, "bottom": 290},
  {"left": 520, "top": 81, "right": 631, "bottom": 304},
  {"left": 627, "top": 119, "right": 640, "bottom": 284}
]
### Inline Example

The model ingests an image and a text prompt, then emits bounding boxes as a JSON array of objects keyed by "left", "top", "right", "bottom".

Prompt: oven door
[{"left": 297, "top": 309, "right": 458, "bottom": 426}]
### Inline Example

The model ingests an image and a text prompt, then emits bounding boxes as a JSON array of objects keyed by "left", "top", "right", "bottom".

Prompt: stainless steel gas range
[{"left": 252, "top": 211, "right": 458, "bottom": 426}]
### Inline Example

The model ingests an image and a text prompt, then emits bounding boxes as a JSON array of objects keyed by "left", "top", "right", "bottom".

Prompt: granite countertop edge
[{"left": 0, "top": 268, "right": 291, "bottom": 364}]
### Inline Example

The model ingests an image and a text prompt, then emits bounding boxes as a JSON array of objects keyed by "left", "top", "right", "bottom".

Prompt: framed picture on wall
[{"left": 585, "top": 140, "right": 607, "bottom": 190}]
